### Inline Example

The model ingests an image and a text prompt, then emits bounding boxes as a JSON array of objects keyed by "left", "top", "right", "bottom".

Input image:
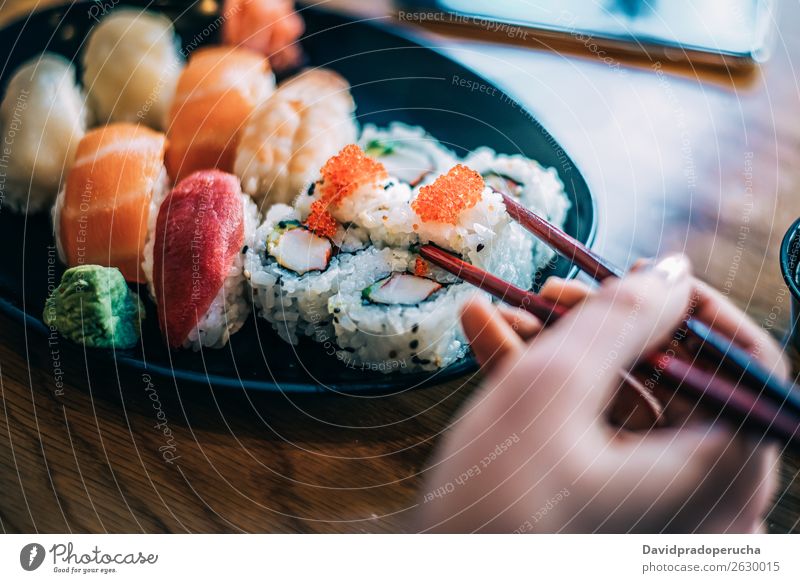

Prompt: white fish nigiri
[
  {"left": 82, "top": 8, "right": 183, "bottom": 129},
  {"left": 0, "top": 53, "right": 88, "bottom": 213}
]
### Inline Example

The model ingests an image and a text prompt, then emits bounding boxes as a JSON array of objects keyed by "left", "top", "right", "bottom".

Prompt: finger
[
  {"left": 689, "top": 280, "right": 789, "bottom": 380},
  {"left": 627, "top": 259, "right": 785, "bottom": 379},
  {"left": 540, "top": 277, "right": 593, "bottom": 307},
  {"left": 608, "top": 371, "right": 665, "bottom": 430},
  {"left": 461, "top": 296, "right": 525, "bottom": 372},
  {"left": 496, "top": 304, "right": 542, "bottom": 340},
  {"left": 518, "top": 254, "right": 693, "bottom": 420},
  {"left": 613, "top": 427, "right": 779, "bottom": 533}
]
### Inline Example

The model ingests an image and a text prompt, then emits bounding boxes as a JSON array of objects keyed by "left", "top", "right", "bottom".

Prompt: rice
[
  {"left": 464, "top": 147, "right": 571, "bottom": 269},
  {"left": 143, "top": 193, "right": 258, "bottom": 350},
  {"left": 246, "top": 204, "right": 388, "bottom": 343},
  {"left": 328, "top": 248, "right": 478, "bottom": 373}
]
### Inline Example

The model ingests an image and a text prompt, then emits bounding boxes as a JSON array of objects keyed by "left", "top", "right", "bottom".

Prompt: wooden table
[{"left": 1, "top": 0, "right": 798, "bottom": 533}]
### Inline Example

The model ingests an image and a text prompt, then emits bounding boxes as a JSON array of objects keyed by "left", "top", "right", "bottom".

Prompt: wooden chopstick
[
  {"left": 500, "top": 192, "right": 800, "bottom": 416},
  {"left": 419, "top": 244, "right": 800, "bottom": 451}
]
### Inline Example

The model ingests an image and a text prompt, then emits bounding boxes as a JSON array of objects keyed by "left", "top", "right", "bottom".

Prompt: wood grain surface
[{"left": 0, "top": 0, "right": 798, "bottom": 533}]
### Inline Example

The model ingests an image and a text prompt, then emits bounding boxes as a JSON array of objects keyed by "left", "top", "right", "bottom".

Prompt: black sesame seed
[
  {"left": 412, "top": 324, "right": 419, "bottom": 333},
  {"left": 409, "top": 339, "right": 419, "bottom": 350},
  {"left": 242, "top": 245, "right": 249, "bottom": 254},
  {"left": 383, "top": 181, "right": 394, "bottom": 190},
  {"left": 476, "top": 243, "right": 485, "bottom": 252},
  {"left": 333, "top": 308, "right": 341, "bottom": 314},
  {"left": 307, "top": 182, "right": 316, "bottom": 195},
  {"left": 334, "top": 317, "right": 339, "bottom": 324}
]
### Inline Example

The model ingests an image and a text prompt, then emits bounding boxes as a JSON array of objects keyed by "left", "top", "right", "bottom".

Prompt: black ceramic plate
[{"left": 0, "top": 1, "right": 595, "bottom": 393}]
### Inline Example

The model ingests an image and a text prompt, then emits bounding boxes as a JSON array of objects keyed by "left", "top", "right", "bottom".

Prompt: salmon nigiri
[
  {"left": 221, "top": 0, "right": 305, "bottom": 72},
  {"left": 166, "top": 46, "right": 274, "bottom": 182},
  {"left": 54, "top": 123, "right": 168, "bottom": 283}
]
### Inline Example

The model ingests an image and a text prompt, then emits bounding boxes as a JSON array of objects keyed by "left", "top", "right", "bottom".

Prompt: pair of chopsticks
[{"left": 419, "top": 194, "right": 800, "bottom": 451}]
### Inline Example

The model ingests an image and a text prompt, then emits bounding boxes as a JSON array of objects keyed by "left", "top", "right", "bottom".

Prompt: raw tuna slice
[{"left": 153, "top": 170, "right": 244, "bottom": 347}]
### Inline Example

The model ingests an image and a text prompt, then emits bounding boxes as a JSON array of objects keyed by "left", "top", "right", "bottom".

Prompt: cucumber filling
[{"left": 364, "top": 138, "right": 435, "bottom": 187}]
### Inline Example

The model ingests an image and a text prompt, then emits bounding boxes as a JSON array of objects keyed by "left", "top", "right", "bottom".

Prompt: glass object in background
[{"left": 398, "top": 0, "right": 775, "bottom": 70}]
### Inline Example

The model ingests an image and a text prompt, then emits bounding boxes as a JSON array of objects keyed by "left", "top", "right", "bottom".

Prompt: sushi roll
[
  {"left": 0, "top": 53, "right": 88, "bottom": 213},
  {"left": 245, "top": 203, "right": 378, "bottom": 344},
  {"left": 294, "top": 144, "right": 413, "bottom": 249},
  {"left": 358, "top": 123, "right": 457, "bottom": 188},
  {"left": 328, "top": 248, "right": 477, "bottom": 373},
  {"left": 143, "top": 170, "right": 257, "bottom": 350},
  {"left": 464, "top": 147, "right": 571, "bottom": 268},
  {"left": 166, "top": 46, "right": 274, "bottom": 182},
  {"left": 409, "top": 165, "right": 536, "bottom": 289},
  {"left": 234, "top": 68, "right": 358, "bottom": 210},
  {"left": 82, "top": 8, "right": 183, "bottom": 130},
  {"left": 53, "top": 123, "right": 168, "bottom": 283}
]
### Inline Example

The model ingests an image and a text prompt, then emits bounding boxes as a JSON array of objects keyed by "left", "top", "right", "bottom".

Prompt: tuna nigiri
[
  {"left": 143, "top": 169, "right": 257, "bottom": 349},
  {"left": 166, "top": 46, "right": 274, "bottom": 182},
  {"left": 53, "top": 123, "right": 168, "bottom": 283}
]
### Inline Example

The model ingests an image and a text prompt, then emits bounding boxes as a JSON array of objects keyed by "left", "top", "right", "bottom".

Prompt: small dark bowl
[{"left": 779, "top": 218, "right": 800, "bottom": 348}]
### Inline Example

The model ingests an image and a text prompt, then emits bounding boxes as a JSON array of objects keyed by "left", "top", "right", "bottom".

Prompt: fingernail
[{"left": 650, "top": 254, "right": 690, "bottom": 283}]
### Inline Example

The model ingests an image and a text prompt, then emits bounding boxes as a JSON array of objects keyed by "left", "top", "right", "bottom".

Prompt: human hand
[{"left": 416, "top": 255, "right": 785, "bottom": 533}]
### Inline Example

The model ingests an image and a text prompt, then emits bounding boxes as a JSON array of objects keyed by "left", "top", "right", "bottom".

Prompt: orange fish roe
[
  {"left": 304, "top": 144, "right": 388, "bottom": 238},
  {"left": 414, "top": 257, "right": 429, "bottom": 277},
  {"left": 305, "top": 200, "right": 338, "bottom": 239},
  {"left": 412, "top": 164, "right": 484, "bottom": 224},
  {"left": 319, "top": 144, "right": 388, "bottom": 206}
]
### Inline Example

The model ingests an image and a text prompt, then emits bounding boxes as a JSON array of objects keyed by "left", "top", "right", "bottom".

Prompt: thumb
[
  {"left": 461, "top": 295, "right": 526, "bottom": 372},
  {"left": 519, "top": 255, "right": 692, "bottom": 422}
]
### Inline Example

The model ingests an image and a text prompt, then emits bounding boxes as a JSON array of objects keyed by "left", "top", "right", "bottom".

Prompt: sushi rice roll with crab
[
  {"left": 464, "top": 147, "right": 571, "bottom": 268},
  {"left": 358, "top": 122, "right": 457, "bottom": 187},
  {"left": 245, "top": 202, "right": 394, "bottom": 344},
  {"left": 143, "top": 169, "right": 258, "bottom": 350},
  {"left": 328, "top": 248, "right": 478, "bottom": 373},
  {"left": 375, "top": 164, "right": 537, "bottom": 290},
  {"left": 294, "top": 144, "right": 413, "bottom": 250},
  {"left": 246, "top": 144, "right": 411, "bottom": 344}
]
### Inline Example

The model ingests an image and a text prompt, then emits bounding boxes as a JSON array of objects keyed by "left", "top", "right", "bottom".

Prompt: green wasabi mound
[{"left": 43, "top": 265, "right": 144, "bottom": 349}]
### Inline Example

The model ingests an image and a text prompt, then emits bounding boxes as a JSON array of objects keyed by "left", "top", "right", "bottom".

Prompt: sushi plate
[{"left": 0, "top": 0, "right": 596, "bottom": 394}]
